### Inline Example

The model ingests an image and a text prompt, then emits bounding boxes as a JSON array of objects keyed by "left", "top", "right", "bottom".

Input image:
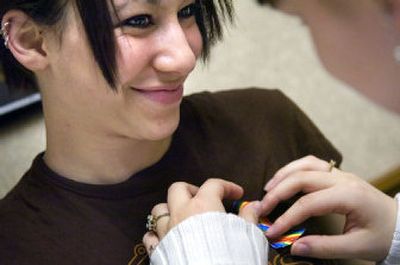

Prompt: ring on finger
[
  {"left": 328, "top": 159, "right": 336, "bottom": 172},
  {"left": 146, "top": 213, "right": 170, "bottom": 232}
]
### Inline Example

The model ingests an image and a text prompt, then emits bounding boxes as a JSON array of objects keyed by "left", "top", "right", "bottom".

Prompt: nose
[{"left": 152, "top": 22, "right": 197, "bottom": 78}]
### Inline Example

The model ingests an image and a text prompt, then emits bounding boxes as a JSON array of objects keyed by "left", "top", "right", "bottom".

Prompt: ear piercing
[{"left": 1, "top": 21, "right": 10, "bottom": 49}]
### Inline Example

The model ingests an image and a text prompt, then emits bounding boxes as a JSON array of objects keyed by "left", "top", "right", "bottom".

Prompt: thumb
[
  {"left": 238, "top": 201, "right": 262, "bottom": 224},
  {"left": 291, "top": 232, "right": 369, "bottom": 260}
]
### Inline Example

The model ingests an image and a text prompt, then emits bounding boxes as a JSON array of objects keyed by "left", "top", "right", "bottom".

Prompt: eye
[
  {"left": 120, "top": 14, "right": 153, "bottom": 28},
  {"left": 178, "top": 3, "right": 198, "bottom": 19}
]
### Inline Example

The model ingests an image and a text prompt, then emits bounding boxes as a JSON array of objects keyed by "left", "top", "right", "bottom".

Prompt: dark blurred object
[
  {"left": 257, "top": 0, "right": 279, "bottom": 6},
  {"left": 0, "top": 78, "right": 41, "bottom": 117},
  {"left": 371, "top": 166, "right": 400, "bottom": 197}
]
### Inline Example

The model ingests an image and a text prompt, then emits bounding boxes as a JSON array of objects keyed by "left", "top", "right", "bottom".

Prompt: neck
[{"left": 43, "top": 118, "right": 171, "bottom": 185}]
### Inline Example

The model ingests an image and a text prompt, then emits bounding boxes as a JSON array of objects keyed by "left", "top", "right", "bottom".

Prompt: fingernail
[
  {"left": 292, "top": 243, "right": 310, "bottom": 256},
  {"left": 251, "top": 201, "right": 262, "bottom": 215},
  {"left": 264, "top": 179, "right": 274, "bottom": 191},
  {"left": 265, "top": 226, "right": 276, "bottom": 238}
]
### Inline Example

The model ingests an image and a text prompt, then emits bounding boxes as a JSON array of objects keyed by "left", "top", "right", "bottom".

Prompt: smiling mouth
[{"left": 130, "top": 85, "right": 184, "bottom": 105}]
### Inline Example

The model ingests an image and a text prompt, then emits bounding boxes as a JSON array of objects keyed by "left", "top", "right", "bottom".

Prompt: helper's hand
[
  {"left": 143, "top": 178, "right": 244, "bottom": 254},
  {"left": 261, "top": 155, "right": 397, "bottom": 261}
]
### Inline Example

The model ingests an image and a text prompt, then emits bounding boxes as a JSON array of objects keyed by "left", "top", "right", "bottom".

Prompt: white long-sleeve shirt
[{"left": 150, "top": 212, "right": 268, "bottom": 265}]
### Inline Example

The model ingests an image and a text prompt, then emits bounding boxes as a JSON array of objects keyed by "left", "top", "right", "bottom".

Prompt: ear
[{"left": 2, "top": 10, "right": 49, "bottom": 71}]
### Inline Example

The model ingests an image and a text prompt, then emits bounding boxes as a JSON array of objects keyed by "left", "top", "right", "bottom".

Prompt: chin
[{"left": 140, "top": 114, "right": 180, "bottom": 142}]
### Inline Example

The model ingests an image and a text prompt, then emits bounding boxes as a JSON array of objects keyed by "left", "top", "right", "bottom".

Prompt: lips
[{"left": 131, "top": 85, "right": 184, "bottom": 105}]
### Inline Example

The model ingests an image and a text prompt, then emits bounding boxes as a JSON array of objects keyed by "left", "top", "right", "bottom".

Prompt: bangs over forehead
[{"left": 0, "top": 0, "right": 234, "bottom": 91}]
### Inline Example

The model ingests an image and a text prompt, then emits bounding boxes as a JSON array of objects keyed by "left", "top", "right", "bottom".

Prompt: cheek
[
  {"left": 187, "top": 25, "right": 203, "bottom": 59},
  {"left": 116, "top": 36, "right": 150, "bottom": 84}
]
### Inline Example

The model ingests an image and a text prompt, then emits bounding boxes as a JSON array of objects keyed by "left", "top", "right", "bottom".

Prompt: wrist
[{"left": 377, "top": 193, "right": 400, "bottom": 265}]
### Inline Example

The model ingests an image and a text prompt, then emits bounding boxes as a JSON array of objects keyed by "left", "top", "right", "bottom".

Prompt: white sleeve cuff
[
  {"left": 377, "top": 193, "right": 400, "bottom": 265},
  {"left": 150, "top": 212, "right": 268, "bottom": 265}
]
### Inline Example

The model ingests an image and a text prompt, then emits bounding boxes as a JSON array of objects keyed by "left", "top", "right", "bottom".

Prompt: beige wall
[
  {"left": 185, "top": 2, "right": 400, "bottom": 180},
  {"left": 0, "top": 2, "right": 399, "bottom": 198}
]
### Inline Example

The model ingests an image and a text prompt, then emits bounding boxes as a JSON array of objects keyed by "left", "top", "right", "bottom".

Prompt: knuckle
[
  {"left": 151, "top": 203, "right": 163, "bottom": 214},
  {"left": 336, "top": 171, "right": 354, "bottom": 184},
  {"left": 142, "top": 232, "right": 152, "bottom": 242},
  {"left": 264, "top": 191, "right": 284, "bottom": 208},
  {"left": 296, "top": 194, "right": 313, "bottom": 208},
  {"left": 305, "top": 155, "right": 318, "bottom": 162},
  {"left": 168, "top": 181, "right": 186, "bottom": 193},
  {"left": 202, "top": 178, "right": 226, "bottom": 191},
  {"left": 302, "top": 155, "right": 322, "bottom": 169},
  {"left": 204, "top": 178, "right": 222, "bottom": 185},
  {"left": 342, "top": 174, "right": 363, "bottom": 190}
]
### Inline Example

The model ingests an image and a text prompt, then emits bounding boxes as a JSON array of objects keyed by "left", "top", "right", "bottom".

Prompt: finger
[
  {"left": 261, "top": 171, "right": 336, "bottom": 215},
  {"left": 151, "top": 203, "right": 170, "bottom": 239},
  {"left": 238, "top": 201, "right": 262, "bottom": 224},
  {"left": 151, "top": 203, "right": 169, "bottom": 217},
  {"left": 167, "top": 182, "right": 199, "bottom": 212},
  {"left": 291, "top": 231, "right": 370, "bottom": 260},
  {"left": 143, "top": 232, "right": 160, "bottom": 256},
  {"left": 196, "top": 178, "right": 244, "bottom": 202},
  {"left": 265, "top": 156, "right": 331, "bottom": 191},
  {"left": 266, "top": 188, "right": 351, "bottom": 239}
]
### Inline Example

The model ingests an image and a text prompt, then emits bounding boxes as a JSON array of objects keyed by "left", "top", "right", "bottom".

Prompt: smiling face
[{"left": 40, "top": 0, "right": 202, "bottom": 142}]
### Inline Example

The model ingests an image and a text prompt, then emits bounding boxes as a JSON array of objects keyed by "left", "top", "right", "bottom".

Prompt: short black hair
[
  {"left": 0, "top": 0, "right": 234, "bottom": 91},
  {"left": 257, "top": 0, "right": 279, "bottom": 6}
]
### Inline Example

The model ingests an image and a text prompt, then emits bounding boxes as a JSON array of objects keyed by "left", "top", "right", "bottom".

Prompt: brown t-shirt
[{"left": 0, "top": 88, "right": 342, "bottom": 265}]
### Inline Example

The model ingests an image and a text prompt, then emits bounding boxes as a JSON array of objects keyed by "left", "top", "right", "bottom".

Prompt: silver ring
[{"left": 146, "top": 213, "right": 170, "bottom": 232}]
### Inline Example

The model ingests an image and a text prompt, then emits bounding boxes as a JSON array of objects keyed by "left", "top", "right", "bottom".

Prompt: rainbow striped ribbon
[
  {"left": 258, "top": 216, "right": 305, "bottom": 249},
  {"left": 233, "top": 200, "right": 306, "bottom": 249}
]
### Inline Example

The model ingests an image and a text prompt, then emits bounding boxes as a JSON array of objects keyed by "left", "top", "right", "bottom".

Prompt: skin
[
  {"left": 142, "top": 179, "right": 260, "bottom": 254},
  {"left": 262, "top": 156, "right": 397, "bottom": 261},
  {"left": 3, "top": 0, "right": 202, "bottom": 184},
  {"left": 145, "top": 157, "right": 397, "bottom": 263}
]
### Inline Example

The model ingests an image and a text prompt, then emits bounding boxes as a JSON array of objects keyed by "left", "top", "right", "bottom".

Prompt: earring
[
  {"left": 394, "top": 45, "right": 400, "bottom": 64},
  {"left": 1, "top": 21, "right": 10, "bottom": 49}
]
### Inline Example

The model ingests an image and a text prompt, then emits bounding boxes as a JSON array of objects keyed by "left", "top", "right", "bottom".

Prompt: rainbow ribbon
[
  {"left": 233, "top": 200, "right": 306, "bottom": 249},
  {"left": 258, "top": 216, "right": 305, "bottom": 249}
]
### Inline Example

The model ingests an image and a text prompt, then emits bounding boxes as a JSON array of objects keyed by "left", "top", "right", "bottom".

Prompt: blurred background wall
[{"left": 0, "top": 1, "right": 399, "bottom": 198}]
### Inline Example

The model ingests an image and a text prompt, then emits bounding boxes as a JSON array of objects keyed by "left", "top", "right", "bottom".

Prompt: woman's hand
[
  {"left": 261, "top": 155, "right": 397, "bottom": 261},
  {"left": 142, "top": 178, "right": 246, "bottom": 253}
]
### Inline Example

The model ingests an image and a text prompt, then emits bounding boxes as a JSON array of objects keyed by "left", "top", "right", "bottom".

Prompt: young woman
[
  {"left": 0, "top": 0, "right": 341, "bottom": 264},
  {"left": 143, "top": 1, "right": 400, "bottom": 264}
]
